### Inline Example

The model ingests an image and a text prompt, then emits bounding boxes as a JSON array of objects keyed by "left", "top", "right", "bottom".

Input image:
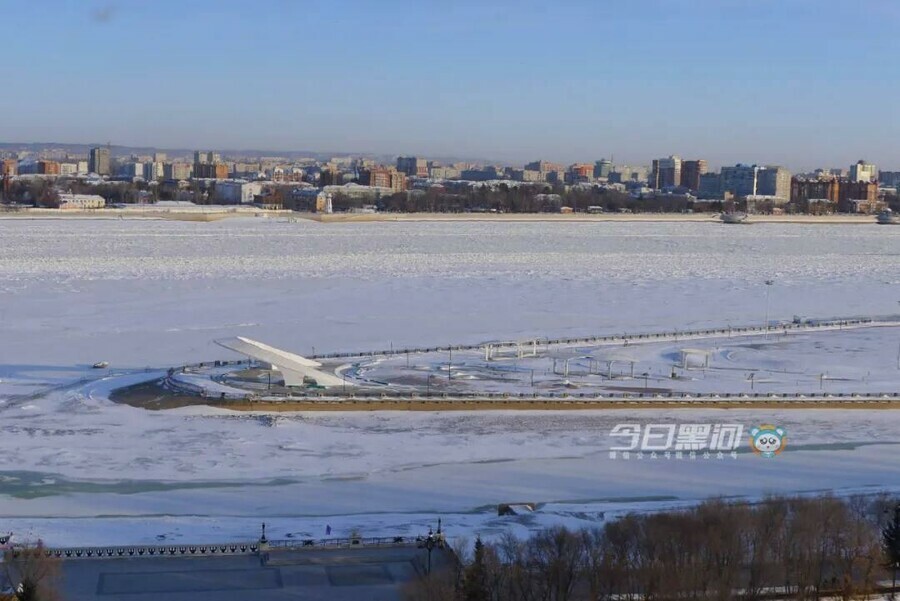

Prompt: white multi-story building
[
  {"left": 57, "top": 193, "right": 106, "bottom": 209},
  {"left": 849, "top": 160, "right": 876, "bottom": 183},
  {"left": 59, "top": 162, "right": 79, "bottom": 176},
  {"left": 213, "top": 180, "right": 263, "bottom": 204}
]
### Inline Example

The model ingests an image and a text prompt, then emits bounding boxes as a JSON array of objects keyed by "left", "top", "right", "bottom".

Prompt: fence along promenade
[{"left": 157, "top": 315, "right": 900, "bottom": 408}]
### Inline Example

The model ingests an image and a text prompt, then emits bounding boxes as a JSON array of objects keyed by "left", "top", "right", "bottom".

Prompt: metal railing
[{"left": 14, "top": 535, "right": 421, "bottom": 561}]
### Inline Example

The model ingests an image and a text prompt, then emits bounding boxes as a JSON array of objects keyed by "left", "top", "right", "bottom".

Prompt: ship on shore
[
  {"left": 720, "top": 212, "right": 749, "bottom": 224},
  {"left": 876, "top": 209, "right": 899, "bottom": 225}
]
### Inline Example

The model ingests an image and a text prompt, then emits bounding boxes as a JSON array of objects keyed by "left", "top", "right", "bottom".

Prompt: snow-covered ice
[{"left": 1, "top": 217, "right": 898, "bottom": 545}]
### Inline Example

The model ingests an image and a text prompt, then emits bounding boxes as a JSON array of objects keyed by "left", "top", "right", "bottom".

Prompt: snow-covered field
[{"left": 1, "top": 218, "right": 898, "bottom": 546}]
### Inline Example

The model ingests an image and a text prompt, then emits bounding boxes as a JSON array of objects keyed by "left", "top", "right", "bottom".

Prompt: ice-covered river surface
[{"left": 1, "top": 217, "right": 899, "bottom": 546}]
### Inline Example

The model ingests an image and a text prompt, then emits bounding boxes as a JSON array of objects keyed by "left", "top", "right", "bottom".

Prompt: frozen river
[{"left": 0, "top": 217, "right": 898, "bottom": 545}]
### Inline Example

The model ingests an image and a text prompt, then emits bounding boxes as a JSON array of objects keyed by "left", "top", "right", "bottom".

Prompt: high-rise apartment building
[
  {"left": 193, "top": 151, "right": 228, "bottom": 179},
  {"left": 757, "top": 166, "right": 791, "bottom": 199},
  {"left": 359, "top": 167, "right": 407, "bottom": 192},
  {"left": 568, "top": 163, "right": 593, "bottom": 183},
  {"left": 164, "top": 162, "right": 193, "bottom": 180},
  {"left": 849, "top": 160, "right": 877, "bottom": 183},
  {"left": 396, "top": 157, "right": 428, "bottom": 177},
  {"left": 594, "top": 159, "right": 613, "bottom": 179},
  {"left": 650, "top": 156, "right": 681, "bottom": 189},
  {"left": 143, "top": 162, "right": 164, "bottom": 181},
  {"left": 2, "top": 159, "right": 18, "bottom": 176},
  {"left": 878, "top": 171, "right": 900, "bottom": 188},
  {"left": 720, "top": 164, "right": 759, "bottom": 197},
  {"left": 89, "top": 147, "right": 110, "bottom": 176},
  {"left": 680, "top": 159, "right": 708, "bottom": 191},
  {"left": 790, "top": 176, "right": 840, "bottom": 205},
  {"left": 698, "top": 173, "right": 722, "bottom": 198},
  {"left": 839, "top": 180, "right": 879, "bottom": 212},
  {"left": 36, "top": 160, "right": 60, "bottom": 175}
]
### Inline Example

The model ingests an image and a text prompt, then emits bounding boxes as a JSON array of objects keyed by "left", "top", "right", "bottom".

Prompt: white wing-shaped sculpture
[{"left": 215, "top": 337, "right": 345, "bottom": 388}]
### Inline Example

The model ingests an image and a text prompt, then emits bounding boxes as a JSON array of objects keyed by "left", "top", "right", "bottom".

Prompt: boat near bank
[
  {"left": 876, "top": 209, "right": 899, "bottom": 225},
  {"left": 720, "top": 212, "right": 749, "bottom": 224}
]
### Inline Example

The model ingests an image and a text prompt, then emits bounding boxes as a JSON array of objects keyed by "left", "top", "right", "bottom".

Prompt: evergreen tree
[{"left": 462, "top": 536, "right": 488, "bottom": 601}]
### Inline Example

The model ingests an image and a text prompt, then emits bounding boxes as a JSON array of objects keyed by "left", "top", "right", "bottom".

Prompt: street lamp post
[{"left": 419, "top": 519, "right": 442, "bottom": 576}]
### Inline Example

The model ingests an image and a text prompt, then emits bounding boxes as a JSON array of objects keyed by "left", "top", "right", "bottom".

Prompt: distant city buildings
[
  {"left": 849, "top": 160, "right": 876, "bottom": 183},
  {"left": 594, "top": 159, "right": 613, "bottom": 179},
  {"left": 757, "top": 166, "right": 791, "bottom": 200},
  {"left": 879, "top": 171, "right": 900, "bottom": 188},
  {"left": 524, "top": 160, "right": 565, "bottom": 183},
  {"left": 679, "top": 159, "right": 708, "bottom": 192},
  {"left": 143, "top": 162, "right": 164, "bottom": 181},
  {"left": 118, "top": 162, "right": 143, "bottom": 179},
  {"left": 650, "top": 156, "right": 681, "bottom": 189},
  {"left": 89, "top": 147, "right": 110, "bottom": 176},
  {"left": 36, "top": 160, "right": 60, "bottom": 175},
  {"left": 57, "top": 193, "right": 105, "bottom": 209},
  {"left": 609, "top": 165, "right": 648, "bottom": 184},
  {"left": 193, "top": 151, "right": 228, "bottom": 179},
  {"left": 790, "top": 175, "right": 880, "bottom": 213},
  {"left": 698, "top": 172, "right": 722, "bottom": 198},
  {"left": 213, "top": 180, "right": 263, "bottom": 204},
  {"left": 164, "top": 162, "right": 192, "bottom": 180},
  {"left": 1, "top": 141, "right": 897, "bottom": 215},
  {"left": 720, "top": 164, "right": 759, "bottom": 197},
  {"left": 429, "top": 165, "right": 460, "bottom": 180},
  {"left": 396, "top": 156, "right": 428, "bottom": 177},
  {"left": 359, "top": 167, "right": 407, "bottom": 191},
  {"left": 567, "top": 163, "right": 593, "bottom": 184}
]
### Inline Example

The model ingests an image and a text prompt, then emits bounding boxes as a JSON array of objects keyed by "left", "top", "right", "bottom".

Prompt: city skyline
[
  {"left": 0, "top": 141, "right": 891, "bottom": 177},
  {"left": 3, "top": 0, "right": 900, "bottom": 169}
]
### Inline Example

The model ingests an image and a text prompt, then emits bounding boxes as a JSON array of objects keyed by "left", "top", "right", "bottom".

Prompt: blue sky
[{"left": 3, "top": 0, "right": 899, "bottom": 169}]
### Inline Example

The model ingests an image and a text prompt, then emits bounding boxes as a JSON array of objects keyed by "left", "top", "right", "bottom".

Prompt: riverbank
[
  {"left": 0, "top": 207, "right": 882, "bottom": 224},
  {"left": 303, "top": 212, "right": 878, "bottom": 224},
  {"left": 0, "top": 207, "right": 289, "bottom": 221}
]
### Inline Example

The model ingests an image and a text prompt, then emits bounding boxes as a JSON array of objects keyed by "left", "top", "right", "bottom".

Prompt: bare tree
[{"left": 3, "top": 542, "right": 61, "bottom": 601}]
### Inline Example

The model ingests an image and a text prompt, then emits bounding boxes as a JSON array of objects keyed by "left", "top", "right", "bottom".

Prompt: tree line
[{"left": 407, "top": 494, "right": 900, "bottom": 601}]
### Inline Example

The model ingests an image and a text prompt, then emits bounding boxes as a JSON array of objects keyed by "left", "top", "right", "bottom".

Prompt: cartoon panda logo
[{"left": 749, "top": 424, "right": 786, "bottom": 458}]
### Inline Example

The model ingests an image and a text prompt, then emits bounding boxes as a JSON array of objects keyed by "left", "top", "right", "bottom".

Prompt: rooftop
[{"left": 50, "top": 543, "right": 454, "bottom": 601}]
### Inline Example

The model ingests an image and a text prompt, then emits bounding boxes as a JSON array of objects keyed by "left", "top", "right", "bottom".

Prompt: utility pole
[{"left": 764, "top": 279, "right": 774, "bottom": 340}]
